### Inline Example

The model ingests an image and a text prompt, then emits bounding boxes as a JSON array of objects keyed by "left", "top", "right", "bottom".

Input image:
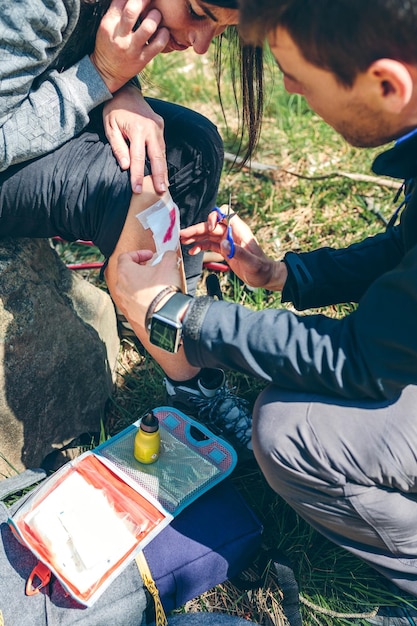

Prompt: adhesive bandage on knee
[{"left": 136, "top": 192, "right": 187, "bottom": 292}]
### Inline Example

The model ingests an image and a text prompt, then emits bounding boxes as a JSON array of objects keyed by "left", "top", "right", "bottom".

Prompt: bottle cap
[{"left": 140, "top": 411, "right": 159, "bottom": 433}]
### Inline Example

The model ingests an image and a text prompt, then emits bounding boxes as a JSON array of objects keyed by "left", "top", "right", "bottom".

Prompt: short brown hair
[{"left": 239, "top": 0, "right": 417, "bottom": 86}]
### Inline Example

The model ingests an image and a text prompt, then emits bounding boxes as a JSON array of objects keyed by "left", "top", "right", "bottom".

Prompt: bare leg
[{"left": 105, "top": 177, "right": 200, "bottom": 382}]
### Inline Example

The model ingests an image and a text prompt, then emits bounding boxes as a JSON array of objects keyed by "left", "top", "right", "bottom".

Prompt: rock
[{"left": 0, "top": 238, "right": 120, "bottom": 476}]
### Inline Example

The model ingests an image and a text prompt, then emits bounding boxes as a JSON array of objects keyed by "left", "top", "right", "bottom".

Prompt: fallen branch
[{"left": 224, "top": 152, "right": 401, "bottom": 191}]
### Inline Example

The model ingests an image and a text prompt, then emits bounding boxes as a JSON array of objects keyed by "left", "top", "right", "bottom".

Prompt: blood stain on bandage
[{"left": 163, "top": 207, "right": 177, "bottom": 243}]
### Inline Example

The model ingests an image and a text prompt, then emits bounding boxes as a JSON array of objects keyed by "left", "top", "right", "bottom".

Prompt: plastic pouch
[{"left": 96, "top": 406, "right": 237, "bottom": 514}]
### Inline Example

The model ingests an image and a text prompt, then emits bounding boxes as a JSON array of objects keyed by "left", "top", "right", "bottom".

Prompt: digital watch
[{"left": 148, "top": 292, "right": 193, "bottom": 353}]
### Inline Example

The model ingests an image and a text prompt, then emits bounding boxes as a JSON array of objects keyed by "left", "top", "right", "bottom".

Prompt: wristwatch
[{"left": 148, "top": 292, "right": 193, "bottom": 353}]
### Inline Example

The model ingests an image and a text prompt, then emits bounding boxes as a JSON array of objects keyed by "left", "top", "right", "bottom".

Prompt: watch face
[{"left": 149, "top": 317, "right": 181, "bottom": 353}]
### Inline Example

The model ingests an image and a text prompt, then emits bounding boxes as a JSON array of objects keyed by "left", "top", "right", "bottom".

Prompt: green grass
[{"left": 54, "top": 44, "right": 406, "bottom": 624}]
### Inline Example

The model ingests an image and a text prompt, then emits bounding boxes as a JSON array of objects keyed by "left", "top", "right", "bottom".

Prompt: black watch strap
[{"left": 145, "top": 286, "right": 180, "bottom": 332}]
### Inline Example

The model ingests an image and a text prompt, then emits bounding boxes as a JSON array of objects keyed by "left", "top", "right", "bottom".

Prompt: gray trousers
[{"left": 253, "top": 384, "right": 417, "bottom": 597}]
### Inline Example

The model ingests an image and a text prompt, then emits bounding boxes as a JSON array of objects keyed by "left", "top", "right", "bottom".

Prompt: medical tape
[{"left": 136, "top": 193, "right": 187, "bottom": 292}]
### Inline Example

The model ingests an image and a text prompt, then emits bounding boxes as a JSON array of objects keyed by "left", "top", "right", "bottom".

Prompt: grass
[{"left": 50, "top": 44, "right": 408, "bottom": 623}]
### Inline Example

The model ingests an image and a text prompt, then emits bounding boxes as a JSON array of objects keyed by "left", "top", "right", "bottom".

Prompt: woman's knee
[
  {"left": 147, "top": 97, "right": 223, "bottom": 155},
  {"left": 146, "top": 98, "right": 224, "bottom": 206}
]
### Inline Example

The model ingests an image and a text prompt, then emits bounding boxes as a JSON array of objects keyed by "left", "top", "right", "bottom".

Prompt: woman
[
  {"left": 0, "top": 0, "right": 257, "bottom": 468},
  {"left": 0, "top": 0, "right": 262, "bottom": 289}
]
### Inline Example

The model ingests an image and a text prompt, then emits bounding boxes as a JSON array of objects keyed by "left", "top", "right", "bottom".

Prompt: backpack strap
[
  {"left": 269, "top": 550, "right": 302, "bottom": 626},
  {"left": 231, "top": 548, "right": 302, "bottom": 626},
  {"left": 135, "top": 550, "right": 167, "bottom": 626},
  {"left": 0, "top": 468, "right": 47, "bottom": 501}
]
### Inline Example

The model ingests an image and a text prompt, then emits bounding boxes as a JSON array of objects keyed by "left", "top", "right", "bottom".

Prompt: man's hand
[
  {"left": 91, "top": 0, "right": 169, "bottom": 93},
  {"left": 115, "top": 249, "right": 183, "bottom": 330},
  {"left": 181, "top": 212, "right": 288, "bottom": 291},
  {"left": 103, "top": 86, "right": 168, "bottom": 194}
]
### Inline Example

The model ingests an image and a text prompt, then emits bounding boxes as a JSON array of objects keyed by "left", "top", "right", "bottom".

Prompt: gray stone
[{"left": 0, "top": 238, "right": 120, "bottom": 476}]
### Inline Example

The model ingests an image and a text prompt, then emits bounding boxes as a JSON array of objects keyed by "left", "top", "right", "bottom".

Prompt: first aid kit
[{"left": 8, "top": 407, "right": 237, "bottom": 607}]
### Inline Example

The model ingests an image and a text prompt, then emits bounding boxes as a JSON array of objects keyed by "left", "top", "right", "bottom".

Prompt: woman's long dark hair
[
  {"left": 57, "top": 0, "right": 263, "bottom": 164},
  {"left": 214, "top": 28, "right": 263, "bottom": 165},
  {"left": 200, "top": 0, "right": 264, "bottom": 164}
]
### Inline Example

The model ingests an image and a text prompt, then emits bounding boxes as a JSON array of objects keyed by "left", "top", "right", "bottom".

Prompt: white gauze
[{"left": 136, "top": 192, "right": 180, "bottom": 266}]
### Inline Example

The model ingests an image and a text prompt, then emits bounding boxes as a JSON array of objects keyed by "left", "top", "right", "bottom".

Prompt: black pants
[{"left": 0, "top": 98, "right": 224, "bottom": 292}]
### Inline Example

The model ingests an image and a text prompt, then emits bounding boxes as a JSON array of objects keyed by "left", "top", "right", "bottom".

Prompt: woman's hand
[
  {"left": 181, "top": 212, "right": 288, "bottom": 291},
  {"left": 91, "top": 0, "right": 169, "bottom": 93},
  {"left": 103, "top": 86, "right": 168, "bottom": 194}
]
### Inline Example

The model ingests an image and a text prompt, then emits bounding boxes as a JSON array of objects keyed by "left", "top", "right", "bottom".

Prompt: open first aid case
[{"left": 8, "top": 407, "right": 237, "bottom": 607}]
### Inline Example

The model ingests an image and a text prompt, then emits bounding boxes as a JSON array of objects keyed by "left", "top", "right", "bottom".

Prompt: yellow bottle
[{"left": 134, "top": 411, "right": 160, "bottom": 464}]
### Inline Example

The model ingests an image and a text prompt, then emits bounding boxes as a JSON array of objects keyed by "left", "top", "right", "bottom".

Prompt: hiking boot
[
  {"left": 164, "top": 367, "right": 253, "bottom": 462},
  {"left": 367, "top": 603, "right": 417, "bottom": 625}
]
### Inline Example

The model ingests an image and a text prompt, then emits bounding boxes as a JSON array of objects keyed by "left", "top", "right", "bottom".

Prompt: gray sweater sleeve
[
  {"left": 182, "top": 244, "right": 417, "bottom": 401},
  {"left": 0, "top": 0, "right": 111, "bottom": 169}
]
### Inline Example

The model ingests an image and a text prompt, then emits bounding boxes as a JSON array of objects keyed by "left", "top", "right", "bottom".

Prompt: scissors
[{"left": 212, "top": 194, "right": 235, "bottom": 259}]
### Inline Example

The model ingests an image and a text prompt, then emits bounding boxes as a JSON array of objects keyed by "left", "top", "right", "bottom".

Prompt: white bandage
[{"left": 136, "top": 192, "right": 180, "bottom": 266}]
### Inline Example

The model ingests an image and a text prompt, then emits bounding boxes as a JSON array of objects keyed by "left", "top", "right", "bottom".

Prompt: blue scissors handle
[
  {"left": 213, "top": 206, "right": 227, "bottom": 221},
  {"left": 212, "top": 206, "right": 235, "bottom": 259}
]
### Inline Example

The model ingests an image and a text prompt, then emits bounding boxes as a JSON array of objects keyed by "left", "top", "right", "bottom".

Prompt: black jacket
[{"left": 182, "top": 130, "right": 417, "bottom": 400}]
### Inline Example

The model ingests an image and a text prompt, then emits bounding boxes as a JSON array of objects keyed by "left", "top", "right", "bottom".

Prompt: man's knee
[
  {"left": 252, "top": 385, "right": 328, "bottom": 497},
  {"left": 253, "top": 386, "right": 301, "bottom": 470}
]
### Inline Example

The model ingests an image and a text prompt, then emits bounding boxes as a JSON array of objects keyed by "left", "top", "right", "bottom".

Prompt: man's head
[{"left": 239, "top": 0, "right": 417, "bottom": 146}]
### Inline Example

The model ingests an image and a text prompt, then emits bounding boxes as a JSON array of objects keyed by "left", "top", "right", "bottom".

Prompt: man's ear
[{"left": 367, "top": 59, "right": 413, "bottom": 113}]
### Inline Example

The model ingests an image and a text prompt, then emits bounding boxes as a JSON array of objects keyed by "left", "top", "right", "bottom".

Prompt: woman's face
[{"left": 150, "top": 0, "right": 238, "bottom": 55}]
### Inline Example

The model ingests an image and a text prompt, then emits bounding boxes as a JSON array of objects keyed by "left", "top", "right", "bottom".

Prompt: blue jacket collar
[{"left": 372, "top": 128, "right": 417, "bottom": 179}]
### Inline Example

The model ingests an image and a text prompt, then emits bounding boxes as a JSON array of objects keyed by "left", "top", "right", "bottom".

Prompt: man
[{"left": 114, "top": 0, "right": 417, "bottom": 622}]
